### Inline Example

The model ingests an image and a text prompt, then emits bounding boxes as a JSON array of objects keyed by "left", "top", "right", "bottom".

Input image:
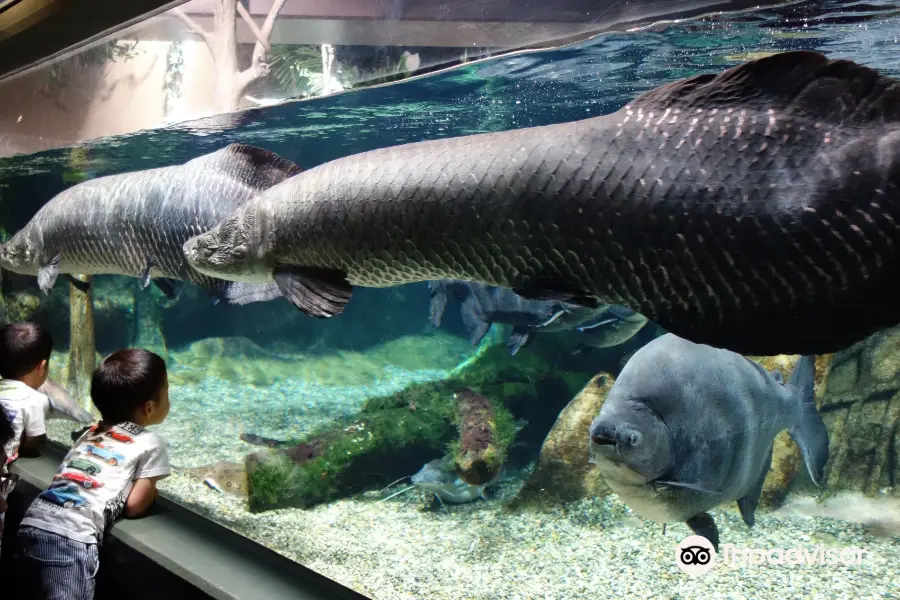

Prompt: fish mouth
[{"left": 590, "top": 434, "right": 617, "bottom": 446}]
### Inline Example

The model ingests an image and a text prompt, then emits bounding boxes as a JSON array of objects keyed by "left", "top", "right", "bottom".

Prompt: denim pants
[{"left": 17, "top": 526, "right": 99, "bottom": 600}]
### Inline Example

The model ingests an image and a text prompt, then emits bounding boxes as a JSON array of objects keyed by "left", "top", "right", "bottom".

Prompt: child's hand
[{"left": 124, "top": 477, "right": 163, "bottom": 518}]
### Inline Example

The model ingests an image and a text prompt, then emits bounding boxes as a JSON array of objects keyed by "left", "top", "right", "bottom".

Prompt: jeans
[{"left": 17, "top": 526, "right": 99, "bottom": 600}]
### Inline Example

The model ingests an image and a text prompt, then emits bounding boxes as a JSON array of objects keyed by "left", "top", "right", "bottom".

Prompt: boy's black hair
[
  {"left": 0, "top": 405, "right": 13, "bottom": 448},
  {"left": 0, "top": 322, "right": 53, "bottom": 380},
  {"left": 91, "top": 349, "right": 167, "bottom": 424}
]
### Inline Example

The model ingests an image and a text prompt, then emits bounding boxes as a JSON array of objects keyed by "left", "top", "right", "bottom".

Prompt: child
[
  {"left": 17, "top": 349, "right": 171, "bottom": 600},
  {"left": 0, "top": 322, "right": 53, "bottom": 466},
  {"left": 0, "top": 408, "right": 16, "bottom": 552}
]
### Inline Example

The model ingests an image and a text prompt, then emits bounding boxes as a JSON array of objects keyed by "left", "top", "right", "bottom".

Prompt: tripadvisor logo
[
  {"left": 675, "top": 535, "right": 872, "bottom": 577},
  {"left": 675, "top": 535, "right": 716, "bottom": 576}
]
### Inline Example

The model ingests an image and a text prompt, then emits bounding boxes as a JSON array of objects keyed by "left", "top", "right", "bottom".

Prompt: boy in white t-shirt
[
  {"left": 17, "top": 349, "right": 171, "bottom": 600},
  {"left": 0, "top": 322, "right": 53, "bottom": 467}
]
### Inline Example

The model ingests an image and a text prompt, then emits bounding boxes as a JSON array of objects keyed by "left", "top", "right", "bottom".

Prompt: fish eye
[{"left": 629, "top": 432, "right": 642, "bottom": 446}]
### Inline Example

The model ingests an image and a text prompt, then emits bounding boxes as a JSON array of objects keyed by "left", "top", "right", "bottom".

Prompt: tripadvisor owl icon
[{"left": 676, "top": 535, "right": 717, "bottom": 576}]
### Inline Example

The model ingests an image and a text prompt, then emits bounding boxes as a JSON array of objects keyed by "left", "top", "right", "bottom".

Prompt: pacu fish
[
  {"left": 0, "top": 144, "right": 299, "bottom": 304},
  {"left": 184, "top": 51, "right": 900, "bottom": 356},
  {"left": 587, "top": 333, "right": 829, "bottom": 550}
]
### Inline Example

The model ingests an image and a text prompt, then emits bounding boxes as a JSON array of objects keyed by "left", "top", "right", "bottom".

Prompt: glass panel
[{"left": 1, "top": 1, "right": 899, "bottom": 599}]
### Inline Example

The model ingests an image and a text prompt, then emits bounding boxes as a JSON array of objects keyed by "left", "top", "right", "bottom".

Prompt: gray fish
[
  {"left": 183, "top": 51, "right": 900, "bottom": 356},
  {"left": 410, "top": 458, "right": 493, "bottom": 505},
  {"left": 571, "top": 304, "right": 649, "bottom": 354},
  {"left": 429, "top": 279, "right": 581, "bottom": 354},
  {"left": 0, "top": 144, "right": 299, "bottom": 305},
  {"left": 587, "top": 333, "right": 829, "bottom": 551},
  {"left": 38, "top": 377, "right": 94, "bottom": 424}
]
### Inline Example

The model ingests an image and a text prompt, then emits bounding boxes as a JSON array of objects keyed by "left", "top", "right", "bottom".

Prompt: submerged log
[
  {"left": 66, "top": 274, "right": 96, "bottom": 417},
  {"left": 131, "top": 282, "right": 168, "bottom": 359},
  {"left": 243, "top": 340, "right": 598, "bottom": 512},
  {"left": 453, "top": 388, "right": 512, "bottom": 486}
]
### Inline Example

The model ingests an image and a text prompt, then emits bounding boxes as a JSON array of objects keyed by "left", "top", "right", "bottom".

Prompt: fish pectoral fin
[
  {"left": 512, "top": 282, "right": 599, "bottom": 309},
  {"left": 507, "top": 328, "right": 530, "bottom": 355},
  {"left": 738, "top": 445, "right": 773, "bottom": 529},
  {"left": 654, "top": 479, "right": 723, "bottom": 496},
  {"left": 140, "top": 256, "right": 157, "bottom": 290},
  {"left": 37, "top": 255, "right": 61, "bottom": 294},
  {"left": 686, "top": 512, "right": 720, "bottom": 553},
  {"left": 152, "top": 278, "right": 183, "bottom": 299},
  {"left": 64, "top": 275, "right": 91, "bottom": 293},
  {"left": 273, "top": 266, "right": 352, "bottom": 318},
  {"left": 221, "top": 282, "right": 282, "bottom": 305}
]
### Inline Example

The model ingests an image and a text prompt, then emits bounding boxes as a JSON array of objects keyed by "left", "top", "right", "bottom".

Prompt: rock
[
  {"left": 819, "top": 326, "right": 900, "bottom": 498},
  {"left": 511, "top": 373, "right": 615, "bottom": 510}
]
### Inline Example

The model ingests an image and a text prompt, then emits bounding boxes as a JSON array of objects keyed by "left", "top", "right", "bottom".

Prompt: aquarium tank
[{"left": 0, "top": 0, "right": 899, "bottom": 598}]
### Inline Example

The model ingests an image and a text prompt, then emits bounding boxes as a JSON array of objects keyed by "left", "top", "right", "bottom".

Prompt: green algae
[{"left": 245, "top": 335, "right": 597, "bottom": 512}]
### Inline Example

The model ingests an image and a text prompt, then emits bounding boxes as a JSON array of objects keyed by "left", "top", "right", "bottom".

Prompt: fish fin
[
  {"left": 460, "top": 296, "right": 490, "bottom": 346},
  {"left": 507, "top": 328, "right": 531, "bottom": 355},
  {"left": 152, "top": 278, "right": 183, "bottom": 299},
  {"left": 628, "top": 50, "right": 900, "bottom": 127},
  {"left": 685, "top": 512, "right": 719, "bottom": 553},
  {"left": 64, "top": 275, "right": 91, "bottom": 293},
  {"left": 786, "top": 355, "right": 830, "bottom": 486},
  {"left": 737, "top": 444, "right": 773, "bottom": 528},
  {"left": 222, "top": 282, "right": 282, "bottom": 305},
  {"left": 37, "top": 255, "right": 61, "bottom": 294},
  {"left": 140, "top": 257, "right": 157, "bottom": 290},
  {"left": 654, "top": 479, "right": 723, "bottom": 496},
  {"left": 273, "top": 266, "right": 352, "bottom": 318},
  {"left": 192, "top": 144, "right": 302, "bottom": 190},
  {"left": 428, "top": 281, "right": 448, "bottom": 328},
  {"left": 512, "top": 282, "right": 599, "bottom": 308}
]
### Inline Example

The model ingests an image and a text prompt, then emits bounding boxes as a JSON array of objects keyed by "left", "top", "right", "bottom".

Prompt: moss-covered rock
[
  {"left": 512, "top": 372, "right": 615, "bottom": 510},
  {"left": 244, "top": 334, "right": 598, "bottom": 512},
  {"left": 246, "top": 407, "right": 456, "bottom": 511}
]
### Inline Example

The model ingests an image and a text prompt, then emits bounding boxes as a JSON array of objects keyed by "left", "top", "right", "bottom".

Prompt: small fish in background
[
  {"left": 588, "top": 333, "right": 829, "bottom": 551},
  {"left": 429, "top": 279, "right": 619, "bottom": 355},
  {"left": 776, "top": 492, "right": 900, "bottom": 538},
  {"left": 379, "top": 457, "right": 497, "bottom": 509},
  {"left": 173, "top": 461, "right": 248, "bottom": 499},
  {"left": 570, "top": 305, "right": 650, "bottom": 355},
  {"left": 38, "top": 377, "right": 94, "bottom": 424}
]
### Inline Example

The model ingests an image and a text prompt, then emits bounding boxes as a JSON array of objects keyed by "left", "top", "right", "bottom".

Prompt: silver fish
[
  {"left": 588, "top": 333, "right": 829, "bottom": 551},
  {"left": 38, "top": 377, "right": 93, "bottom": 424},
  {"left": 0, "top": 144, "right": 299, "bottom": 305},
  {"left": 410, "top": 458, "right": 492, "bottom": 505},
  {"left": 183, "top": 51, "right": 900, "bottom": 356}
]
